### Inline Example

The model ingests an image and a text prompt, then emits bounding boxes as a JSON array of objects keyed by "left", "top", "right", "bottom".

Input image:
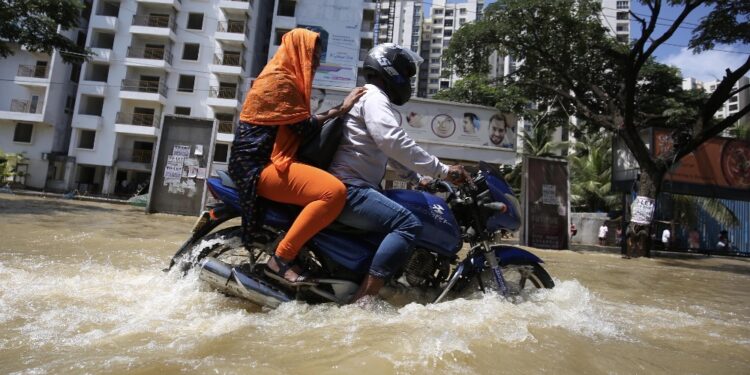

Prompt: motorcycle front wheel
[
  {"left": 176, "top": 226, "right": 268, "bottom": 273},
  {"left": 454, "top": 262, "right": 554, "bottom": 298}
]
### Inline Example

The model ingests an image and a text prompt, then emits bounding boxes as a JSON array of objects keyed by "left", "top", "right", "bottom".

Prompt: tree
[
  {"left": 445, "top": 0, "right": 750, "bottom": 257},
  {"left": 0, "top": 0, "right": 90, "bottom": 63},
  {"left": 569, "top": 131, "right": 620, "bottom": 213}
]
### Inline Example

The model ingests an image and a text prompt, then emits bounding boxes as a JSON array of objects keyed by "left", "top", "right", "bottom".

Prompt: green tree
[
  {"left": 569, "top": 131, "right": 620, "bottom": 212},
  {"left": 0, "top": 0, "right": 90, "bottom": 63},
  {"left": 445, "top": 0, "right": 750, "bottom": 257}
]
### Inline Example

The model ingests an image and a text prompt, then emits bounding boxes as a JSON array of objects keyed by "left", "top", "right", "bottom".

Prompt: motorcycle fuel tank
[{"left": 385, "top": 189, "right": 462, "bottom": 256}]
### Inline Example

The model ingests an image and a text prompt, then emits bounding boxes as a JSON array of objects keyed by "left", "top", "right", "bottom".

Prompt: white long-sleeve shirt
[{"left": 328, "top": 84, "right": 449, "bottom": 188}]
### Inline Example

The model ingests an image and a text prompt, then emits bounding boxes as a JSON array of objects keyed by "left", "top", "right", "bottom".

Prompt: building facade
[
  {"left": 683, "top": 76, "right": 750, "bottom": 135},
  {"left": 61, "top": 0, "right": 271, "bottom": 196},
  {"left": 0, "top": 21, "right": 87, "bottom": 190}
]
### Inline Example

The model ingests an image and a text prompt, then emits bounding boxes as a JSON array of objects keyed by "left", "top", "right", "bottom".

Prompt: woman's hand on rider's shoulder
[{"left": 340, "top": 86, "right": 367, "bottom": 113}]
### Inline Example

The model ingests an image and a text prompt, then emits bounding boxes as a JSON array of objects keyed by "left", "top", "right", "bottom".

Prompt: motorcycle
[{"left": 167, "top": 157, "right": 555, "bottom": 308}]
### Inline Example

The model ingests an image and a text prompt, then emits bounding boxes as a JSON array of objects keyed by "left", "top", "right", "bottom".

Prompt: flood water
[{"left": 1, "top": 194, "right": 749, "bottom": 374}]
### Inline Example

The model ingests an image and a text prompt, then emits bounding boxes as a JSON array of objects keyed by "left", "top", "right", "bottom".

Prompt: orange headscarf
[{"left": 239, "top": 28, "right": 319, "bottom": 171}]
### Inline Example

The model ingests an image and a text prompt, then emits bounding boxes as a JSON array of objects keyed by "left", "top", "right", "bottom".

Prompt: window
[
  {"left": 445, "top": 9, "right": 454, "bottom": 17},
  {"left": 729, "top": 104, "right": 739, "bottom": 111},
  {"left": 616, "top": 12, "right": 629, "bottom": 20},
  {"left": 13, "top": 123, "right": 33, "bottom": 143},
  {"left": 214, "top": 143, "right": 229, "bottom": 163},
  {"left": 429, "top": 78, "right": 438, "bottom": 84},
  {"left": 432, "top": 38, "right": 440, "bottom": 44},
  {"left": 274, "top": 28, "right": 291, "bottom": 45},
  {"left": 431, "top": 48, "right": 440, "bottom": 53},
  {"left": 430, "top": 58, "right": 439, "bottom": 63},
  {"left": 459, "top": 18, "right": 466, "bottom": 25},
  {"left": 434, "top": 8, "right": 443, "bottom": 15},
  {"left": 429, "top": 89, "right": 438, "bottom": 94},
  {"left": 617, "top": 1, "right": 629, "bottom": 9},
  {"left": 182, "top": 43, "right": 200, "bottom": 60},
  {"left": 729, "top": 96, "right": 738, "bottom": 103},
  {"left": 616, "top": 23, "right": 629, "bottom": 32},
  {"left": 430, "top": 68, "right": 439, "bottom": 74},
  {"left": 78, "top": 130, "right": 96, "bottom": 149},
  {"left": 85, "top": 64, "right": 109, "bottom": 82},
  {"left": 78, "top": 95, "right": 104, "bottom": 116},
  {"left": 174, "top": 106, "right": 191, "bottom": 116},
  {"left": 277, "top": 0, "right": 296, "bottom": 17},
  {"left": 460, "top": 8, "right": 467, "bottom": 15},
  {"left": 440, "top": 81, "right": 450, "bottom": 89},
  {"left": 187, "top": 13, "right": 203, "bottom": 30},
  {"left": 178, "top": 75, "right": 195, "bottom": 92},
  {"left": 444, "top": 29, "right": 452, "bottom": 37},
  {"left": 444, "top": 19, "right": 453, "bottom": 27}
]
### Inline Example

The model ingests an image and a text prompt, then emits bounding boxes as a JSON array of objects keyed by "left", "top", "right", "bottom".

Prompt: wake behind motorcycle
[{"left": 167, "top": 159, "right": 554, "bottom": 309}]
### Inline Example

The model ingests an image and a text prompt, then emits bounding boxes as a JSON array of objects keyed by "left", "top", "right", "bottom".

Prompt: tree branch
[
  {"left": 637, "top": 1, "right": 704, "bottom": 70},
  {"left": 672, "top": 102, "right": 750, "bottom": 164},
  {"left": 700, "top": 55, "right": 750, "bottom": 129}
]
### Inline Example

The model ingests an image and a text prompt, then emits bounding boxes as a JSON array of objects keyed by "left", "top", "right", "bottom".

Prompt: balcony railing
[
  {"left": 127, "top": 46, "right": 173, "bottom": 64},
  {"left": 217, "top": 20, "right": 247, "bottom": 35},
  {"left": 16, "top": 64, "right": 49, "bottom": 78},
  {"left": 9, "top": 99, "right": 44, "bottom": 114},
  {"left": 118, "top": 148, "right": 153, "bottom": 164},
  {"left": 121, "top": 79, "right": 168, "bottom": 97},
  {"left": 209, "top": 86, "right": 238, "bottom": 99},
  {"left": 217, "top": 120, "right": 234, "bottom": 133},
  {"left": 132, "top": 14, "right": 176, "bottom": 31},
  {"left": 213, "top": 53, "right": 243, "bottom": 67},
  {"left": 116, "top": 111, "right": 160, "bottom": 127}
]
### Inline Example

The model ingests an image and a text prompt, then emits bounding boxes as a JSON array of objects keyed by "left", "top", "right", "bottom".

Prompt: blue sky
[{"left": 426, "top": 1, "right": 748, "bottom": 82}]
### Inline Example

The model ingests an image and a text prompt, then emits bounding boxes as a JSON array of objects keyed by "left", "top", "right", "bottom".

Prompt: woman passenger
[{"left": 228, "top": 28, "right": 366, "bottom": 285}]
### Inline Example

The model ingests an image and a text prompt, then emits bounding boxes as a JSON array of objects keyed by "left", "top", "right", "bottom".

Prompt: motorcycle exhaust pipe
[{"left": 199, "top": 257, "right": 292, "bottom": 309}]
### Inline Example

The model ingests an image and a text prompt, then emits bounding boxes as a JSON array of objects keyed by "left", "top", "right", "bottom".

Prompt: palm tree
[{"left": 568, "top": 130, "right": 620, "bottom": 212}]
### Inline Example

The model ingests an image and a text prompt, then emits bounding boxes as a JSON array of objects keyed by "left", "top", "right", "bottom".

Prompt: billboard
[
  {"left": 312, "top": 88, "right": 518, "bottom": 163},
  {"left": 653, "top": 129, "right": 750, "bottom": 200},
  {"left": 296, "top": 0, "right": 363, "bottom": 90},
  {"left": 522, "top": 156, "right": 569, "bottom": 249}
]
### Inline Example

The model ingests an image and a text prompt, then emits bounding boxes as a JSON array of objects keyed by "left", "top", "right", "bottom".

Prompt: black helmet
[{"left": 363, "top": 43, "right": 423, "bottom": 105}]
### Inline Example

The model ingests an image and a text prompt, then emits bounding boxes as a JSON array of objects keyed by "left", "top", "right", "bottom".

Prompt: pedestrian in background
[
  {"left": 598, "top": 224, "right": 608, "bottom": 246},
  {"left": 688, "top": 228, "right": 700, "bottom": 252}
]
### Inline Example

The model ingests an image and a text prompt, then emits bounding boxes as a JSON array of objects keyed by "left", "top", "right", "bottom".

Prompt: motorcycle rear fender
[{"left": 461, "top": 245, "right": 544, "bottom": 276}]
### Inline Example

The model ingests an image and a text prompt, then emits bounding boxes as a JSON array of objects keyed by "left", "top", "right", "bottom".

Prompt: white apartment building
[
  {"left": 64, "top": 0, "right": 270, "bottom": 196},
  {"left": 683, "top": 76, "right": 750, "bottom": 135},
  {"left": 0, "top": 42, "right": 82, "bottom": 190},
  {"left": 601, "top": 0, "right": 632, "bottom": 42},
  {"left": 418, "top": 0, "right": 484, "bottom": 98}
]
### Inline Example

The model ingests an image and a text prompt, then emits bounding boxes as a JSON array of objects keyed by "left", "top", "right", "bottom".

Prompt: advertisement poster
[
  {"left": 631, "top": 196, "right": 655, "bottom": 225},
  {"left": 653, "top": 129, "right": 750, "bottom": 200},
  {"left": 296, "top": 0, "right": 363, "bottom": 90},
  {"left": 313, "top": 89, "right": 517, "bottom": 151},
  {"left": 524, "top": 156, "right": 569, "bottom": 249}
]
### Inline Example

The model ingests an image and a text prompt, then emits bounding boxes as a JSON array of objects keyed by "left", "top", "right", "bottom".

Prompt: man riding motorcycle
[{"left": 327, "top": 43, "right": 469, "bottom": 301}]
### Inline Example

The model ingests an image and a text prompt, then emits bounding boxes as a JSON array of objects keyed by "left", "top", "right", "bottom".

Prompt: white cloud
[{"left": 662, "top": 46, "right": 748, "bottom": 82}]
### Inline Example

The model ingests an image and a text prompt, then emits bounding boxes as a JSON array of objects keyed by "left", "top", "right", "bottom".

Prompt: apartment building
[
  {"left": 0, "top": 26, "right": 87, "bottom": 190},
  {"left": 601, "top": 0, "right": 632, "bottom": 42},
  {"left": 683, "top": 76, "right": 750, "bottom": 135},
  {"left": 63, "top": 0, "right": 271, "bottom": 196},
  {"left": 418, "top": 0, "right": 484, "bottom": 98}
]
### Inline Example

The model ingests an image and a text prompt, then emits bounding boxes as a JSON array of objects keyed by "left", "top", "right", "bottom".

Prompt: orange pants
[{"left": 257, "top": 161, "right": 346, "bottom": 261}]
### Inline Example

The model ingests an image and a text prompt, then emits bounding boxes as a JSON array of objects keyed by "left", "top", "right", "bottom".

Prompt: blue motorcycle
[{"left": 168, "top": 161, "right": 554, "bottom": 308}]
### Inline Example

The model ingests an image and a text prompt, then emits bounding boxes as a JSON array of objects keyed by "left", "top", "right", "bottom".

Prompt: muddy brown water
[{"left": 1, "top": 194, "right": 748, "bottom": 374}]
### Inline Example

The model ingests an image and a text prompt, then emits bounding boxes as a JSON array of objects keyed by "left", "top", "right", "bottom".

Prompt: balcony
[
  {"left": 135, "top": 0, "right": 181, "bottom": 11},
  {"left": 215, "top": 20, "right": 248, "bottom": 45},
  {"left": 90, "top": 47, "right": 113, "bottom": 62},
  {"left": 90, "top": 14, "right": 118, "bottom": 31},
  {"left": 218, "top": 0, "right": 251, "bottom": 14},
  {"left": 208, "top": 53, "right": 243, "bottom": 75},
  {"left": 217, "top": 119, "right": 234, "bottom": 134},
  {"left": 15, "top": 64, "right": 50, "bottom": 86},
  {"left": 125, "top": 46, "right": 173, "bottom": 70},
  {"left": 116, "top": 148, "right": 154, "bottom": 171},
  {"left": 0, "top": 98, "right": 45, "bottom": 122},
  {"left": 130, "top": 14, "right": 177, "bottom": 40},
  {"left": 114, "top": 112, "right": 160, "bottom": 137},
  {"left": 119, "top": 79, "right": 167, "bottom": 104},
  {"left": 72, "top": 114, "right": 103, "bottom": 130},
  {"left": 206, "top": 86, "right": 239, "bottom": 108}
]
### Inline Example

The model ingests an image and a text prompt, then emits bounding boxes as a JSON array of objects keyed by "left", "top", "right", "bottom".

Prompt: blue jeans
[{"left": 338, "top": 185, "right": 423, "bottom": 279}]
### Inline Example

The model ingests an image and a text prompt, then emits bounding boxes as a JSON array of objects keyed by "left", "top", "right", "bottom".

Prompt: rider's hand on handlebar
[{"left": 445, "top": 165, "right": 471, "bottom": 186}]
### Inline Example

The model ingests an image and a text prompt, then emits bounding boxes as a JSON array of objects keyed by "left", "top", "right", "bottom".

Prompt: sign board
[
  {"left": 296, "top": 0, "right": 364, "bottom": 90},
  {"left": 312, "top": 88, "right": 518, "bottom": 164},
  {"left": 522, "top": 156, "right": 570, "bottom": 249},
  {"left": 148, "top": 116, "right": 215, "bottom": 216}
]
